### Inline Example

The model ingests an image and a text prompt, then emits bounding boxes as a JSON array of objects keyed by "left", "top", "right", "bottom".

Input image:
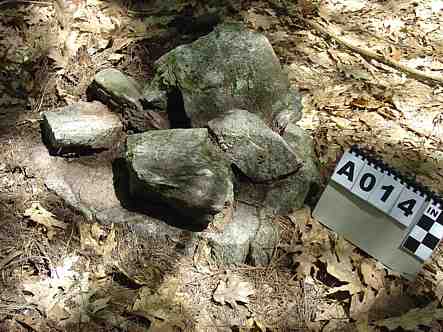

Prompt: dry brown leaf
[
  {"left": 350, "top": 288, "right": 376, "bottom": 320},
  {"left": 330, "top": 116, "right": 352, "bottom": 129},
  {"left": 24, "top": 202, "right": 67, "bottom": 240},
  {"left": 193, "top": 239, "right": 213, "bottom": 274},
  {"left": 147, "top": 319, "right": 178, "bottom": 332},
  {"left": 375, "top": 302, "right": 443, "bottom": 330},
  {"left": 244, "top": 10, "right": 276, "bottom": 30},
  {"left": 314, "top": 301, "right": 347, "bottom": 321},
  {"left": 326, "top": 262, "right": 364, "bottom": 295},
  {"left": 357, "top": 112, "right": 385, "bottom": 128},
  {"left": 288, "top": 206, "right": 311, "bottom": 231},
  {"left": 79, "top": 223, "right": 116, "bottom": 257},
  {"left": 213, "top": 276, "right": 255, "bottom": 308},
  {"left": 292, "top": 251, "right": 318, "bottom": 277},
  {"left": 133, "top": 278, "right": 185, "bottom": 328},
  {"left": 360, "top": 259, "right": 385, "bottom": 290}
]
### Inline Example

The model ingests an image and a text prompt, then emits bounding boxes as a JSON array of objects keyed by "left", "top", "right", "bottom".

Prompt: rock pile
[{"left": 38, "top": 24, "right": 319, "bottom": 266}]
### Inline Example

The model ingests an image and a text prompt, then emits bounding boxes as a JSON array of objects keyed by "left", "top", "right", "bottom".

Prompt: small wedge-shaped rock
[
  {"left": 208, "top": 109, "right": 302, "bottom": 182},
  {"left": 125, "top": 128, "right": 233, "bottom": 221},
  {"left": 42, "top": 101, "right": 123, "bottom": 155},
  {"left": 88, "top": 68, "right": 169, "bottom": 131}
]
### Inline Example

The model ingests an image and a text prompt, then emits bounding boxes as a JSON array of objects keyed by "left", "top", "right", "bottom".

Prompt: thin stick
[
  {"left": 0, "top": 0, "right": 52, "bottom": 6},
  {"left": 304, "top": 18, "right": 443, "bottom": 85}
]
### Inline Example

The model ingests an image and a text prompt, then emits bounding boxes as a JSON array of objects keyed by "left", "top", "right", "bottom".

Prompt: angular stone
[
  {"left": 249, "top": 212, "right": 281, "bottom": 266},
  {"left": 262, "top": 173, "right": 311, "bottom": 215},
  {"left": 151, "top": 23, "right": 302, "bottom": 127},
  {"left": 203, "top": 204, "right": 280, "bottom": 265},
  {"left": 92, "top": 68, "right": 143, "bottom": 102},
  {"left": 262, "top": 124, "right": 320, "bottom": 214},
  {"left": 125, "top": 128, "right": 233, "bottom": 221},
  {"left": 88, "top": 68, "right": 169, "bottom": 131},
  {"left": 204, "top": 203, "right": 258, "bottom": 265},
  {"left": 42, "top": 101, "right": 123, "bottom": 155},
  {"left": 283, "top": 123, "right": 320, "bottom": 185},
  {"left": 208, "top": 109, "right": 302, "bottom": 182}
]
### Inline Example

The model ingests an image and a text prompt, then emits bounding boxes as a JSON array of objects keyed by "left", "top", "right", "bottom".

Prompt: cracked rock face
[
  {"left": 125, "top": 128, "right": 233, "bottom": 221},
  {"left": 208, "top": 109, "right": 302, "bottom": 182},
  {"left": 149, "top": 23, "right": 302, "bottom": 127},
  {"left": 41, "top": 101, "right": 123, "bottom": 155}
]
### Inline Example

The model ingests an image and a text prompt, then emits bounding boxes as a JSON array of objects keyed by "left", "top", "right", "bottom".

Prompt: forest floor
[{"left": 0, "top": 0, "right": 443, "bottom": 331}]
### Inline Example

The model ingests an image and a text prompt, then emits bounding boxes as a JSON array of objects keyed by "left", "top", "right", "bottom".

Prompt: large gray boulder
[
  {"left": 148, "top": 23, "right": 302, "bottom": 127},
  {"left": 41, "top": 101, "right": 123, "bottom": 155},
  {"left": 125, "top": 128, "right": 233, "bottom": 222},
  {"left": 88, "top": 68, "right": 169, "bottom": 132},
  {"left": 207, "top": 109, "right": 302, "bottom": 182}
]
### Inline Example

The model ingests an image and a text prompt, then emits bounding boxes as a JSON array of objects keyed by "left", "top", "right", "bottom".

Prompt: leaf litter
[{"left": 1, "top": 0, "right": 443, "bottom": 330}]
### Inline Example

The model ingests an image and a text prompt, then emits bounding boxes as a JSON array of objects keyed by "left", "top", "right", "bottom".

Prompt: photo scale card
[{"left": 314, "top": 146, "right": 437, "bottom": 279}]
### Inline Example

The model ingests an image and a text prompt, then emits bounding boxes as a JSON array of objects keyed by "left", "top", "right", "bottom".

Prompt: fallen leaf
[
  {"left": 24, "top": 202, "right": 66, "bottom": 239},
  {"left": 147, "top": 318, "right": 178, "bottom": 332},
  {"left": 375, "top": 302, "right": 443, "bottom": 330},
  {"left": 79, "top": 223, "right": 116, "bottom": 257},
  {"left": 360, "top": 259, "right": 385, "bottom": 290},
  {"left": 330, "top": 116, "right": 352, "bottom": 129},
  {"left": 314, "top": 301, "right": 347, "bottom": 321},
  {"left": 213, "top": 276, "right": 255, "bottom": 308},
  {"left": 350, "top": 288, "right": 376, "bottom": 320},
  {"left": 326, "top": 261, "right": 364, "bottom": 295},
  {"left": 132, "top": 278, "right": 186, "bottom": 328}
]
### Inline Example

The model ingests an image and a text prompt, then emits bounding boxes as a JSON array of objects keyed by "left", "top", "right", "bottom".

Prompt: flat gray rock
[
  {"left": 150, "top": 23, "right": 302, "bottom": 127},
  {"left": 42, "top": 101, "right": 123, "bottom": 155},
  {"left": 125, "top": 128, "right": 233, "bottom": 221},
  {"left": 208, "top": 109, "right": 302, "bottom": 182}
]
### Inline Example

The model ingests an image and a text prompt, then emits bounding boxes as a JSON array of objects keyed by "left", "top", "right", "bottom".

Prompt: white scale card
[{"left": 314, "top": 146, "right": 439, "bottom": 277}]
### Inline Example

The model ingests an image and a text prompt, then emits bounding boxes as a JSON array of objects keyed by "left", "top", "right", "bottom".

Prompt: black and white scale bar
[{"left": 402, "top": 200, "right": 443, "bottom": 261}]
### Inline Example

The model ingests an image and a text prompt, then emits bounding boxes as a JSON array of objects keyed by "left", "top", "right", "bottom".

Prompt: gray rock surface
[
  {"left": 202, "top": 203, "right": 280, "bottom": 265},
  {"left": 150, "top": 23, "right": 302, "bottom": 127},
  {"left": 30, "top": 142, "right": 280, "bottom": 266},
  {"left": 41, "top": 101, "right": 123, "bottom": 155},
  {"left": 88, "top": 68, "right": 169, "bottom": 131},
  {"left": 249, "top": 211, "right": 280, "bottom": 266},
  {"left": 125, "top": 128, "right": 233, "bottom": 221},
  {"left": 229, "top": 123, "right": 319, "bottom": 215},
  {"left": 204, "top": 203, "right": 257, "bottom": 264},
  {"left": 283, "top": 123, "right": 320, "bottom": 185},
  {"left": 262, "top": 124, "right": 320, "bottom": 214},
  {"left": 208, "top": 109, "right": 302, "bottom": 182}
]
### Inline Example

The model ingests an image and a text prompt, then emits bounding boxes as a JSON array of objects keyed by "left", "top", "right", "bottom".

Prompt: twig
[
  {"left": 0, "top": 251, "right": 22, "bottom": 269},
  {"left": 0, "top": 0, "right": 52, "bottom": 6},
  {"left": 304, "top": 18, "right": 443, "bottom": 86}
]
